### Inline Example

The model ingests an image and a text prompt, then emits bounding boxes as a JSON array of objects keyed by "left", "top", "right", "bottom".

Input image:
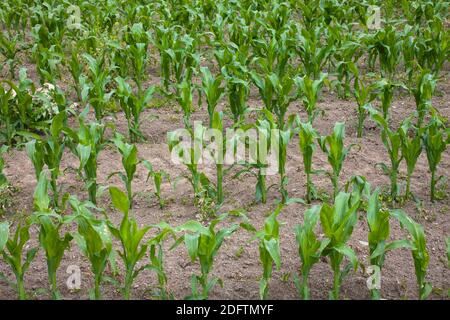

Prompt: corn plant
[
  {"left": 318, "top": 122, "right": 356, "bottom": 198},
  {"left": 366, "top": 25, "right": 402, "bottom": 79},
  {"left": 172, "top": 213, "right": 239, "bottom": 299},
  {"left": 226, "top": 76, "right": 250, "bottom": 126},
  {"left": 146, "top": 224, "right": 176, "bottom": 300},
  {"left": 66, "top": 196, "right": 111, "bottom": 300},
  {"left": 252, "top": 204, "right": 283, "bottom": 300},
  {"left": 177, "top": 78, "right": 195, "bottom": 131},
  {"left": 366, "top": 188, "right": 412, "bottom": 299},
  {"left": 294, "top": 206, "right": 330, "bottom": 300},
  {"left": 32, "top": 44, "right": 63, "bottom": 85},
  {"left": 1, "top": 68, "right": 35, "bottom": 134},
  {"left": 296, "top": 73, "right": 327, "bottom": 123},
  {"left": 110, "top": 133, "right": 139, "bottom": 208},
  {"left": 232, "top": 117, "right": 274, "bottom": 204},
  {"left": 352, "top": 76, "right": 376, "bottom": 138},
  {"left": 153, "top": 28, "right": 199, "bottom": 95},
  {"left": 64, "top": 115, "right": 107, "bottom": 204},
  {"left": 391, "top": 210, "right": 432, "bottom": 300},
  {"left": 126, "top": 42, "right": 149, "bottom": 94},
  {"left": 296, "top": 26, "right": 333, "bottom": 79},
  {"left": 0, "top": 85, "right": 16, "bottom": 145},
  {"left": 0, "top": 221, "right": 38, "bottom": 300},
  {"left": 412, "top": 70, "right": 436, "bottom": 130},
  {"left": 34, "top": 212, "right": 73, "bottom": 300},
  {"left": 422, "top": 114, "right": 449, "bottom": 202},
  {"left": 251, "top": 72, "right": 297, "bottom": 129},
  {"left": 67, "top": 45, "right": 84, "bottom": 102},
  {"left": 320, "top": 192, "right": 359, "bottom": 300},
  {"left": 0, "top": 145, "right": 7, "bottom": 187},
  {"left": 168, "top": 125, "right": 213, "bottom": 208},
  {"left": 142, "top": 160, "right": 170, "bottom": 209},
  {"left": 0, "top": 32, "right": 23, "bottom": 79},
  {"left": 367, "top": 107, "right": 403, "bottom": 201},
  {"left": 375, "top": 79, "right": 406, "bottom": 120},
  {"left": 31, "top": 173, "right": 72, "bottom": 300},
  {"left": 210, "top": 111, "right": 225, "bottom": 205},
  {"left": 298, "top": 121, "right": 319, "bottom": 203},
  {"left": 399, "top": 117, "right": 422, "bottom": 198},
  {"left": 24, "top": 112, "right": 67, "bottom": 207},
  {"left": 415, "top": 16, "right": 449, "bottom": 76},
  {"left": 333, "top": 39, "right": 361, "bottom": 99},
  {"left": 106, "top": 186, "right": 151, "bottom": 300},
  {"left": 200, "top": 66, "right": 225, "bottom": 126},
  {"left": 84, "top": 53, "right": 114, "bottom": 121},
  {"left": 115, "top": 76, "right": 155, "bottom": 142}
]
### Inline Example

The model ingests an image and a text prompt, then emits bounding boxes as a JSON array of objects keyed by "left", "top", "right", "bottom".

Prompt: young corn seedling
[
  {"left": 367, "top": 107, "right": 403, "bottom": 201},
  {"left": 142, "top": 160, "right": 170, "bottom": 209},
  {"left": 70, "top": 198, "right": 112, "bottom": 300},
  {"left": 67, "top": 45, "right": 83, "bottom": 102},
  {"left": 296, "top": 26, "right": 333, "bottom": 79},
  {"left": 391, "top": 210, "right": 432, "bottom": 300},
  {"left": 115, "top": 76, "right": 155, "bottom": 142},
  {"left": 32, "top": 44, "right": 62, "bottom": 85},
  {"left": 262, "top": 111, "right": 299, "bottom": 204},
  {"left": 210, "top": 111, "right": 225, "bottom": 205},
  {"left": 64, "top": 115, "right": 107, "bottom": 204},
  {"left": 168, "top": 125, "right": 211, "bottom": 207},
  {"left": 200, "top": 66, "right": 225, "bottom": 126},
  {"left": 0, "top": 221, "right": 38, "bottom": 300},
  {"left": 318, "top": 122, "right": 356, "bottom": 198},
  {"left": 127, "top": 42, "right": 148, "bottom": 95},
  {"left": 153, "top": 27, "right": 199, "bottom": 95},
  {"left": 31, "top": 174, "right": 72, "bottom": 300},
  {"left": 83, "top": 53, "right": 114, "bottom": 121},
  {"left": 333, "top": 40, "right": 361, "bottom": 99},
  {"left": 24, "top": 112, "right": 67, "bottom": 207},
  {"left": 0, "top": 85, "right": 16, "bottom": 145},
  {"left": 296, "top": 73, "right": 328, "bottom": 123},
  {"left": 250, "top": 204, "right": 283, "bottom": 300},
  {"left": 107, "top": 187, "right": 151, "bottom": 300},
  {"left": 173, "top": 213, "right": 239, "bottom": 299},
  {"left": 0, "top": 145, "right": 8, "bottom": 186},
  {"left": 399, "top": 116, "right": 422, "bottom": 199},
  {"left": 0, "top": 32, "right": 23, "bottom": 79},
  {"left": 320, "top": 192, "right": 360, "bottom": 300},
  {"left": 366, "top": 188, "right": 412, "bottom": 299},
  {"left": 177, "top": 78, "right": 195, "bottom": 132},
  {"left": 298, "top": 121, "right": 319, "bottom": 203},
  {"left": 148, "top": 242, "right": 172, "bottom": 300},
  {"left": 352, "top": 76, "right": 377, "bottom": 138},
  {"left": 226, "top": 76, "right": 250, "bottom": 126},
  {"left": 375, "top": 79, "right": 406, "bottom": 121},
  {"left": 294, "top": 206, "right": 330, "bottom": 300},
  {"left": 422, "top": 114, "right": 449, "bottom": 202},
  {"left": 411, "top": 71, "right": 436, "bottom": 130},
  {"left": 2, "top": 68, "right": 35, "bottom": 133},
  {"left": 110, "top": 133, "right": 139, "bottom": 208},
  {"left": 251, "top": 72, "right": 297, "bottom": 129},
  {"left": 232, "top": 118, "right": 273, "bottom": 204},
  {"left": 366, "top": 25, "right": 402, "bottom": 79},
  {"left": 146, "top": 224, "right": 176, "bottom": 300}
]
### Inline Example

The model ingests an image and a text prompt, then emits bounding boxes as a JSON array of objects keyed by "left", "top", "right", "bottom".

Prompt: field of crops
[{"left": 0, "top": 0, "right": 449, "bottom": 300}]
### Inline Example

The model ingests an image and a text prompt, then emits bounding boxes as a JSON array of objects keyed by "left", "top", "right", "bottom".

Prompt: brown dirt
[{"left": 0, "top": 57, "right": 449, "bottom": 300}]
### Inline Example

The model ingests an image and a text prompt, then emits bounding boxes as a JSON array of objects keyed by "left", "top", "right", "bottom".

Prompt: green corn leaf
[
  {"left": 109, "top": 187, "right": 129, "bottom": 215},
  {"left": 0, "top": 221, "right": 9, "bottom": 251}
]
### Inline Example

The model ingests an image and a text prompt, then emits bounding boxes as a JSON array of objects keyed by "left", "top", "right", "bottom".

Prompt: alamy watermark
[{"left": 168, "top": 122, "right": 287, "bottom": 175}]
